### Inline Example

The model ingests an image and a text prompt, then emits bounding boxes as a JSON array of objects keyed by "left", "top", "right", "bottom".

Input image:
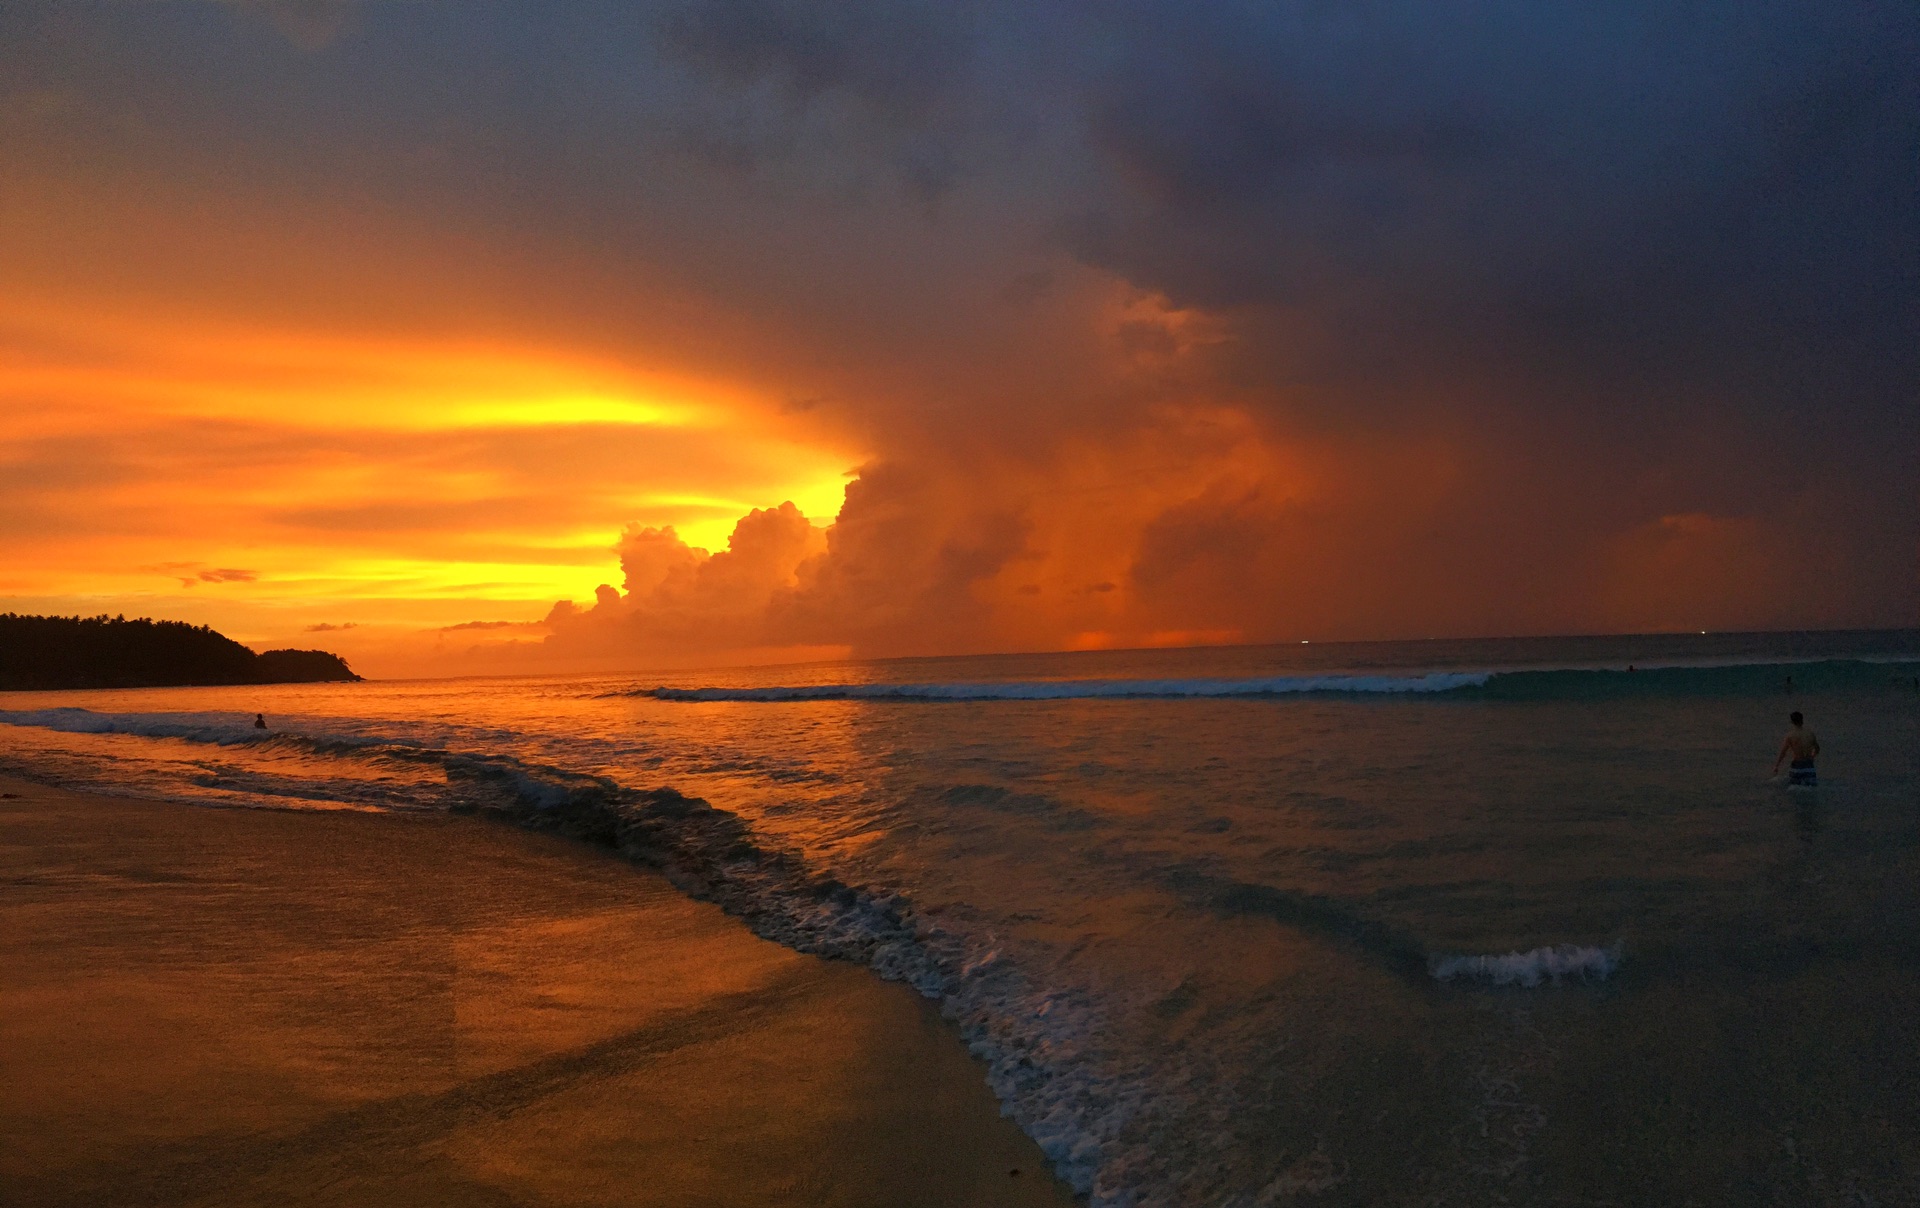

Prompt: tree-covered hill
[{"left": 0, "top": 614, "right": 360, "bottom": 690}]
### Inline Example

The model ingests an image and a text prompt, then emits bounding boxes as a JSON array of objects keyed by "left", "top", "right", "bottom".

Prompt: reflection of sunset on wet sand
[{"left": 0, "top": 778, "right": 1071, "bottom": 1207}]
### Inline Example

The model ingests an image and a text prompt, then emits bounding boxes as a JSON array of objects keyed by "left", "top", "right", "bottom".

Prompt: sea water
[{"left": 4, "top": 631, "right": 1918, "bottom": 1206}]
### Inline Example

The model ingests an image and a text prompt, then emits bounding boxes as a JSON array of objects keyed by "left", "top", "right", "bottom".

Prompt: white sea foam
[
  {"left": 637, "top": 671, "right": 1491, "bottom": 702},
  {"left": 1429, "top": 943, "right": 1619, "bottom": 986},
  {"left": 0, "top": 707, "right": 270, "bottom": 744},
  {"left": 0, "top": 708, "right": 421, "bottom": 760},
  {"left": 503, "top": 785, "right": 1138, "bottom": 1202}
]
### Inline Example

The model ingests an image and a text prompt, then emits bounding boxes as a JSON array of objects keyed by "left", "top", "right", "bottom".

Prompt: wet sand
[{"left": 0, "top": 775, "right": 1076, "bottom": 1208}]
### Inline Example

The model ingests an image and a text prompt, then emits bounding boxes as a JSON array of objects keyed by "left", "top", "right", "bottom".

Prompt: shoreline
[{"left": 0, "top": 772, "right": 1078, "bottom": 1207}]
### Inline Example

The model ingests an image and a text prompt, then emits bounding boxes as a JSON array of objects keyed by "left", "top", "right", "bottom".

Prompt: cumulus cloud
[{"left": 544, "top": 501, "right": 829, "bottom": 657}]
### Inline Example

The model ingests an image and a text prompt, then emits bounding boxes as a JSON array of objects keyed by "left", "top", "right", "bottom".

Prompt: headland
[{"left": 0, "top": 613, "right": 358, "bottom": 691}]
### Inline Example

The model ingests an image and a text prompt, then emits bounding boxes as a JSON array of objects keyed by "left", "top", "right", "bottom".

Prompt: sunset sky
[{"left": 3, "top": 1, "right": 1914, "bottom": 676}]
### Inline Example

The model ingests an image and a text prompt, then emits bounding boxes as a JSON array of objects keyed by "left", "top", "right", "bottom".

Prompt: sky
[{"left": 2, "top": 0, "right": 1915, "bottom": 676}]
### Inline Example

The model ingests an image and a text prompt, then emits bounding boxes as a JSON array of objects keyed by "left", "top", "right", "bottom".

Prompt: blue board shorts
[{"left": 1788, "top": 759, "right": 1817, "bottom": 786}]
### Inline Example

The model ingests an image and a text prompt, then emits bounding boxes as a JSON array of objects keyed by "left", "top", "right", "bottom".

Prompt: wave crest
[
  {"left": 1429, "top": 944, "right": 1620, "bottom": 986},
  {"left": 633, "top": 672, "right": 1489, "bottom": 702},
  {"left": 628, "top": 656, "right": 1918, "bottom": 704}
]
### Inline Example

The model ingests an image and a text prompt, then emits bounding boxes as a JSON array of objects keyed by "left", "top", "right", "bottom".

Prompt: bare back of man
[{"left": 1772, "top": 711, "right": 1820, "bottom": 785}]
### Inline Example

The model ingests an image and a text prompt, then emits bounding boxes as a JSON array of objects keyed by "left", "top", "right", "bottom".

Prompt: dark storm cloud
[
  {"left": 659, "top": 0, "right": 1917, "bottom": 420},
  {"left": 1066, "top": 1, "right": 1919, "bottom": 434},
  {"left": 5, "top": 0, "right": 1913, "bottom": 650},
  {"left": 645, "top": 0, "right": 1918, "bottom": 629},
  {"left": 662, "top": 0, "right": 965, "bottom": 116},
  {"left": 17, "top": 0, "right": 1912, "bottom": 365}
]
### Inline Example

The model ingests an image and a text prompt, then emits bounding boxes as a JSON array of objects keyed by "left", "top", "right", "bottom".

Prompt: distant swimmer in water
[
  {"left": 254, "top": 713, "right": 268, "bottom": 730},
  {"left": 1771, "top": 711, "right": 1819, "bottom": 786}
]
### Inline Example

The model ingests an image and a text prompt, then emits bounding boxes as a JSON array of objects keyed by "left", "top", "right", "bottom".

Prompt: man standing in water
[{"left": 1771, "top": 711, "right": 1820, "bottom": 786}]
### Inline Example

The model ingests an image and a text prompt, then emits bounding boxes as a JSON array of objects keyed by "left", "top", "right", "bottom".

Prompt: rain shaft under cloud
[{"left": 1, "top": 0, "right": 1913, "bottom": 671}]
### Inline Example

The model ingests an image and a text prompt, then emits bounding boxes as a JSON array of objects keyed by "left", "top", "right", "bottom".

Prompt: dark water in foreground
[{"left": 3, "top": 631, "right": 1918, "bottom": 1206}]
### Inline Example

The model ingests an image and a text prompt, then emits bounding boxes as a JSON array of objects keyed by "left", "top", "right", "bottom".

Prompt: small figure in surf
[
  {"left": 1771, "top": 711, "right": 1819, "bottom": 786},
  {"left": 253, "top": 713, "right": 268, "bottom": 730}
]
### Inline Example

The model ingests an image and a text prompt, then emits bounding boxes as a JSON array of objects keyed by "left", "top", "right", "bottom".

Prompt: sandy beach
[{"left": 0, "top": 774, "right": 1076, "bottom": 1208}]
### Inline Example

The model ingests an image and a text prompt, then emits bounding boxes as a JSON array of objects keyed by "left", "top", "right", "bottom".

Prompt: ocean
[{"left": 4, "top": 630, "right": 1918, "bottom": 1207}]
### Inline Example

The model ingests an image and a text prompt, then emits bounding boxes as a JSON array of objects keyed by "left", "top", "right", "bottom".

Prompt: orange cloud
[
  {"left": 545, "top": 502, "right": 831, "bottom": 661},
  {"left": 0, "top": 301, "right": 861, "bottom": 671}
]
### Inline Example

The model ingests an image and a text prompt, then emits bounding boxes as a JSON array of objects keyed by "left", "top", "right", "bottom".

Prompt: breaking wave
[
  {"left": 630, "top": 657, "right": 1918, "bottom": 703},
  {"left": 0, "top": 707, "right": 291, "bottom": 745},
  {"left": 1430, "top": 944, "right": 1620, "bottom": 986},
  {"left": 636, "top": 673, "right": 1489, "bottom": 701}
]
